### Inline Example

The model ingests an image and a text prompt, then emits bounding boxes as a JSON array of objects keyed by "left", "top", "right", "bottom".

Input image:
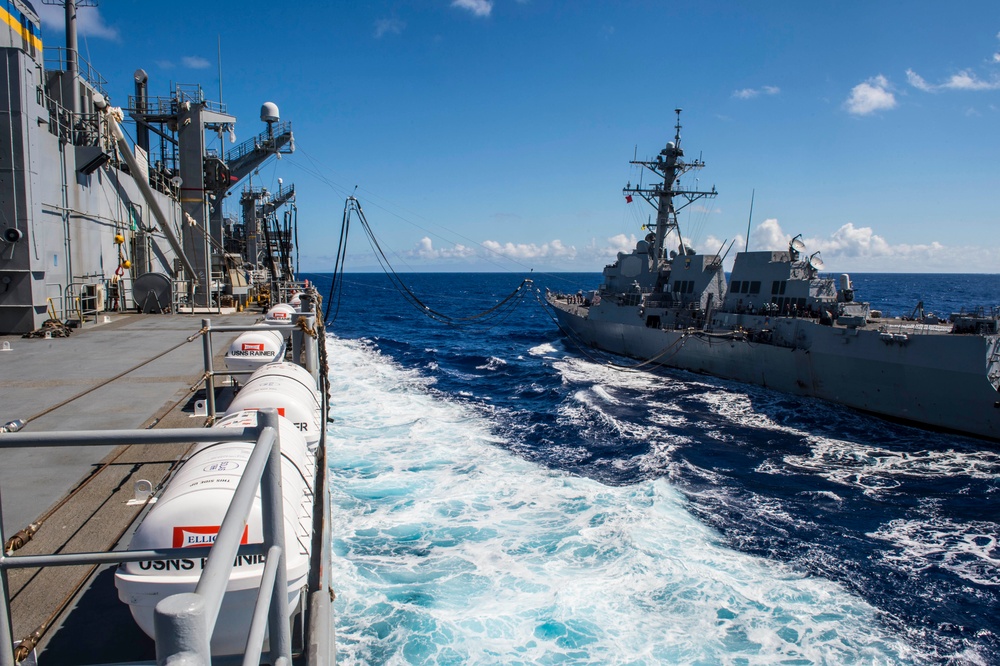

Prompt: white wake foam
[{"left": 326, "top": 335, "right": 922, "bottom": 664}]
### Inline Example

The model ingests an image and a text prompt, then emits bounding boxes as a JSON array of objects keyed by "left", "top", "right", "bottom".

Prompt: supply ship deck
[
  {"left": 0, "top": 310, "right": 268, "bottom": 663},
  {"left": 2, "top": 300, "right": 335, "bottom": 665}
]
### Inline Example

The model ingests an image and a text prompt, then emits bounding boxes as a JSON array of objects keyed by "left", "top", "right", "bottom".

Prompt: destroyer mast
[{"left": 622, "top": 109, "right": 718, "bottom": 262}]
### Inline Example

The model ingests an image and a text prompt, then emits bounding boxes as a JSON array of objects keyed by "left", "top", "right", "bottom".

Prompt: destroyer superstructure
[{"left": 547, "top": 110, "right": 1000, "bottom": 441}]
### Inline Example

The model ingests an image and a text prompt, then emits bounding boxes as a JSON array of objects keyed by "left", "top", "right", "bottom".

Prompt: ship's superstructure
[
  {"left": 547, "top": 111, "right": 1000, "bottom": 441},
  {"left": 0, "top": 0, "right": 295, "bottom": 333}
]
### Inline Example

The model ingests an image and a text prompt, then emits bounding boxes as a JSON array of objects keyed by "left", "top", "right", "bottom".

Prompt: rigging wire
[
  {"left": 323, "top": 196, "right": 353, "bottom": 325},
  {"left": 325, "top": 196, "right": 534, "bottom": 328},
  {"left": 285, "top": 150, "right": 587, "bottom": 290}
]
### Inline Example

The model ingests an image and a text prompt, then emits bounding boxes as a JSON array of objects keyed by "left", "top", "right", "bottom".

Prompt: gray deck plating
[{"left": 0, "top": 311, "right": 257, "bottom": 661}]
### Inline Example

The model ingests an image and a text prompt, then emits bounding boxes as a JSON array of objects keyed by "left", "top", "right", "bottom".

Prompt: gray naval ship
[
  {"left": 547, "top": 110, "right": 1000, "bottom": 442},
  {"left": 1, "top": 2, "right": 335, "bottom": 664}
]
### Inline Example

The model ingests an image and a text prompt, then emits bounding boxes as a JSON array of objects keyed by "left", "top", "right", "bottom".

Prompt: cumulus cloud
[
  {"left": 37, "top": 4, "right": 119, "bottom": 40},
  {"left": 732, "top": 85, "right": 780, "bottom": 99},
  {"left": 845, "top": 75, "right": 896, "bottom": 115},
  {"left": 907, "top": 68, "right": 1000, "bottom": 92},
  {"left": 408, "top": 237, "right": 475, "bottom": 260},
  {"left": 752, "top": 218, "right": 898, "bottom": 257},
  {"left": 181, "top": 56, "right": 211, "bottom": 69},
  {"left": 482, "top": 239, "right": 576, "bottom": 260},
  {"left": 746, "top": 218, "right": 998, "bottom": 272},
  {"left": 375, "top": 17, "right": 405, "bottom": 38},
  {"left": 605, "top": 233, "right": 639, "bottom": 254},
  {"left": 452, "top": 0, "right": 492, "bottom": 17}
]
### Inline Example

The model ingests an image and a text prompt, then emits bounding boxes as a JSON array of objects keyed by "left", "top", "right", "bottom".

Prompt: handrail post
[
  {"left": 260, "top": 410, "right": 291, "bottom": 663},
  {"left": 300, "top": 294, "right": 318, "bottom": 386},
  {"left": 291, "top": 316, "right": 303, "bottom": 367},
  {"left": 154, "top": 593, "right": 210, "bottom": 666},
  {"left": 241, "top": 545, "right": 281, "bottom": 666},
  {"left": 0, "top": 486, "right": 15, "bottom": 666},
  {"left": 201, "top": 318, "right": 216, "bottom": 418}
]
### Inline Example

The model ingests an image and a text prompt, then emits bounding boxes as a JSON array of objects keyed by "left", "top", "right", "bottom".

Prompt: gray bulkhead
[{"left": 0, "top": 1, "right": 184, "bottom": 333}]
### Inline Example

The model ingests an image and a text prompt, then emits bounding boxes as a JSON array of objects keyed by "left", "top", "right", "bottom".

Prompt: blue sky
[{"left": 37, "top": 1, "right": 1000, "bottom": 273}]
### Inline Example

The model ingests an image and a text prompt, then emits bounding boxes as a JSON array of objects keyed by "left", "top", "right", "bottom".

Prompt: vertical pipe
[
  {"left": 64, "top": 1, "right": 79, "bottom": 116},
  {"left": 259, "top": 410, "right": 291, "bottom": 663},
  {"left": 201, "top": 318, "right": 216, "bottom": 418},
  {"left": 134, "top": 69, "right": 149, "bottom": 154}
]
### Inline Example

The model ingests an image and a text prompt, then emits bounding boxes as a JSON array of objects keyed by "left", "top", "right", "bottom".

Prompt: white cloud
[
  {"left": 482, "top": 239, "right": 576, "bottom": 260},
  {"left": 181, "top": 56, "right": 211, "bottom": 69},
  {"left": 942, "top": 71, "right": 1000, "bottom": 90},
  {"left": 908, "top": 68, "right": 1000, "bottom": 92},
  {"left": 451, "top": 0, "right": 492, "bottom": 17},
  {"left": 375, "top": 17, "right": 405, "bottom": 38},
  {"left": 604, "top": 233, "right": 639, "bottom": 255},
  {"left": 845, "top": 75, "right": 896, "bottom": 115},
  {"left": 408, "top": 237, "right": 475, "bottom": 260},
  {"left": 905, "top": 69, "right": 932, "bottom": 92},
  {"left": 37, "top": 4, "right": 119, "bottom": 40},
  {"left": 732, "top": 85, "right": 780, "bottom": 99},
  {"left": 993, "top": 53, "right": 1000, "bottom": 64},
  {"left": 747, "top": 218, "right": 998, "bottom": 272},
  {"left": 750, "top": 218, "right": 789, "bottom": 251}
]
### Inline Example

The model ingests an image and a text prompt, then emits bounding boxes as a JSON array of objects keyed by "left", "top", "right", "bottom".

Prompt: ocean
[{"left": 304, "top": 271, "right": 1000, "bottom": 665}]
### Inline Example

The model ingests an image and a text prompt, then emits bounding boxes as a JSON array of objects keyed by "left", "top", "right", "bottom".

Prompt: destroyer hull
[{"left": 552, "top": 303, "right": 1000, "bottom": 442}]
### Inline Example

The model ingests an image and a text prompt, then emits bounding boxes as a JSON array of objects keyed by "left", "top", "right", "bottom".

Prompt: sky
[{"left": 34, "top": 1, "right": 1000, "bottom": 274}]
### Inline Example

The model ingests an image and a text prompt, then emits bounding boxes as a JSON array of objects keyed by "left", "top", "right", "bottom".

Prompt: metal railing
[
  {"left": 43, "top": 48, "right": 109, "bottom": 98},
  {"left": 226, "top": 123, "right": 293, "bottom": 165},
  {"left": 197, "top": 298, "right": 319, "bottom": 419},
  {"left": 0, "top": 410, "right": 290, "bottom": 666}
]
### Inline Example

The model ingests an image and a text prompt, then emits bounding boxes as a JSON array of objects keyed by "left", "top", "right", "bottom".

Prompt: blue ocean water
[{"left": 306, "top": 271, "right": 1000, "bottom": 665}]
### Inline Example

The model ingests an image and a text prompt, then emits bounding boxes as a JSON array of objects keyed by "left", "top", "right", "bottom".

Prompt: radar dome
[{"left": 260, "top": 102, "right": 280, "bottom": 123}]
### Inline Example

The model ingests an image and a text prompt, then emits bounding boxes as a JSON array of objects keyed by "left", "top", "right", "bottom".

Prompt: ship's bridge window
[
  {"left": 672, "top": 280, "right": 694, "bottom": 294},
  {"left": 771, "top": 280, "right": 787, "bottom": 295},
  {"left": 730, "top": 280, "right": 753, "bottom": 294},
  {"left": 749, "top": 281, "right": 760, "bottom": 294}
]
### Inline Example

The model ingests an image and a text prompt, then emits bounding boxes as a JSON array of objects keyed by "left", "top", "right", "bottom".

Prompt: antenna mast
[{"left": 621, "top": 108, "right": 718, "bottom": 262}]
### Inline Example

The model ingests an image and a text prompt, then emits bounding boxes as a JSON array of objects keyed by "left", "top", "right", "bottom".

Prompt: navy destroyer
[
  {"left": 547, "top": 110, "right": 1000, "bottom": 442},
  {"left": 0, "top": 1, "right": 334, "bottom": 664}
]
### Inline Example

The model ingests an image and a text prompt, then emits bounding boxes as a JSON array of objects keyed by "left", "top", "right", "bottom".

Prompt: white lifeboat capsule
[
  {"left": 226, "top": 362, "right": 322, "bottom": 447},
  {"left": 114, "top": 410, "right": 314, "bottom": 656},
  {"left": 223, "top": 326, "right": 286, "bottom": 374},
  {"left": 264, "top": 303, "right": 296, "bottom": 325}
]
